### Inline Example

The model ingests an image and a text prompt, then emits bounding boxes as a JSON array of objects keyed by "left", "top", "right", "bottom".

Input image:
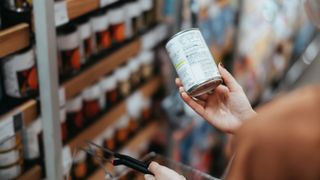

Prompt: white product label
[
  {"left": 0, "top": 117, "right": 14, "bottom": 144},
  {"left": 55, "top": 1, "right": 69, "bottom": 27},
  {"left": 62, "top": 146, "right": 73, "bottom": 175},
  {"left": 100, "top": 0, "right": 118, "bottom": 7},
  {"left": 166, "top": 30, "right": 219, "bottom": 91},
  {"left": 59, "top": 87, "right": 66, "bottom": 107},
  {"left": 23, "top": 118, "right": 41, "bottom": 160}
]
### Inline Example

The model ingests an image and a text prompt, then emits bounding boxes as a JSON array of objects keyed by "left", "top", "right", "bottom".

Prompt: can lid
[
  {"left": 66, "top": 95, "right": 83, "bottom": 112},
  {"left": 91, "top": 11, "right": 109, "bottom": 32},
  {"left": 57, "top": 23, "right": 77, "bottom": 35},
  {"left": 4, "top": 47, "right": 35, "bottom": 71},
  {"left": 57, "top": 27, "right": 80, "bottom": 51},
  {"left": 82, "top": 84, "right": 101, "bottom": 101},
  {"left": 139, "top": 0, "right": 153, "bottom": 11},
  {"left": 138, "top": 51, "right": 154, "bottom": 65},
  {"left": 127, "top": 58, "right": 140, "bottom": 72},
  {"left": 100, "top": 74, "right": 117, "bottom": 91},
  {"left": 115, "top": 66, "right": 130, "bottom": 81},
  {"left": 108, "top": 6, "right": 125, "bottom": 24},
  {"left": 60, "top": 108, "right": 66, "bottom": 123},
  {"left": 125, "top": 2, "right": 141, "bottom": 18}
]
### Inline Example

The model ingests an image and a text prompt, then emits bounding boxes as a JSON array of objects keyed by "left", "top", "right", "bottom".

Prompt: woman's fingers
[
  {"left": 179, "top": 87, "right": 206, "bottom": 116},
  {"left": 144, "top": 174, "right": 155, "bottom": 180},
  {"left": 218, "top": 63, "right": 241, "bottom": 92},
  {"left": 195, "top": 93, "right": 209, "bottom": 101}
]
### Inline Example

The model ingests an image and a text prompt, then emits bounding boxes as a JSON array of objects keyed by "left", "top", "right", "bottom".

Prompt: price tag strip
[{"left": 55, "top": 1, "right": 69, "bottom": 27}]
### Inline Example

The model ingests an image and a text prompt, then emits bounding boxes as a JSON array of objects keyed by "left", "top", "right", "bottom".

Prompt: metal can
[{"left": 166, "top": 28, "right": 222, "bottom": 97}]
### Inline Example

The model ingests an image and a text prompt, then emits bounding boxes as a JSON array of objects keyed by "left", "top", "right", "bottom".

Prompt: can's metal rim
[
  {"left": 187, "top": 76, "right": 223, "bottom": 97},
  {"left": 166, "top": 28, "right": 200, "bottom": 45}
]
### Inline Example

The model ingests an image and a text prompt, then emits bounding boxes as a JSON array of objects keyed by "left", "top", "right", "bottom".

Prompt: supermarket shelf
[
  {"left": 66, "top": 0, "right": 99, "bottom": 20},
  {"left": 18, "top": 165, "right": 42, "bottom": 180},
  {"left": 63, "top": 39, "right": 141, "bottom": 100},
  {"left": 0, "top": 99, "right": 38, "bottom": 130},
  {"left": 0, "top": 23, "right": 30, "bottom": 58},
  {"left": 88, "top": 121, "right": 159, "bottom": 180},
  {"left": 68, "top": 76, "right": 161, "bottom": 151}
]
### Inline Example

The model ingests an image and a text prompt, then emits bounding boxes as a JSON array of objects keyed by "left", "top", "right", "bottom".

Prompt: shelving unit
[
  {"left": 63, "top": 39, "right": 141, "bottom": 99},
  {"left": 0, "top": 23, "right": 30, "bottom": 58},
  {"left": 88, "top": 121, "right": 160, "bottom": 180},
  {"left": 66, "top": 0, "right": 100, "bottom": 20},
  {"left": 68, "top": 76, "right": 161, "bottom": 151}
]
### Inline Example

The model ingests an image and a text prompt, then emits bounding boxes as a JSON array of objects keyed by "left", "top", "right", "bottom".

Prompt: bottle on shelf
[
  {"left": 99, "top": 73, "right": 119, "bottom": 111},
  {"left": 66, "top": 95, "right": 84, "bottom": 137},
  {"left": 82, "top": 83, "right": 103, "bottom": 120},
  {"left": 127, "top": 57, "right": 141, "bottom": 90},
  {"left": 115, "top": 66, "right": 131, "bottom": 99},
  {"left": 0, "top": 0, "right": 32, "bottom": 29},
  {"left": 57, "top": 24, "right": 82, "bottom": 75},
  {"left": 60, "top": 108, "right": 68, "bottom": 144},
  {"left": 115, "top": 115, "right": 129, "bottom": 146},
  {"left": 71, "top": 150, "right": 88, "bottom": 179},
  {"left": 2, "top": 46, "right": 38, "bottom": 98},
  {"left": 109, "top": 3, "right": 126, "bottom": 43},
  {"left": 138, "top": 50, "right": 155, "bottom": 82},
  {"left": 22, "top": 117, "right": 41, "bottom": 165},
  {"left": 91, "top": 9, "right": 111, "bottom": 52}
]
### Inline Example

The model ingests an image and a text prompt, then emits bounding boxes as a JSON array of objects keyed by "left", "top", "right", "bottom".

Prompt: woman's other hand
[
  {"left": 144, "top": 162, "right": 186, "bottom": 180},
  {"left": 176, "top": 63, "right": 256, "bottom": 134}
]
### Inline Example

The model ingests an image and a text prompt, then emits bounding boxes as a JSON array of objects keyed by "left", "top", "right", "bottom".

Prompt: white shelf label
[
  {"left": 59, "top": 87, "right": 66, "bottom": 107},
  {"left": 62, "top": 146, "right": 73, "bottom": 175},
  {"left": 0, "top": 117, "right": 14, "bottom": 143},
  {"left": 55, "top": 1, "right": 69, "bottom": 27}
]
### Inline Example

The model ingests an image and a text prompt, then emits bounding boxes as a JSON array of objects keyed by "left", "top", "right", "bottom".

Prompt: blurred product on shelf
[
  {"left": 60, "top": 108, "right": 68, "bottom": 144},
  {"left": 71, "top": 150, "right": 88, "bottom": 179},
  {"left": 91, "top": 9, "right": 111, "bottom": 52},
  {"left": 126, "top": 92, "right": 143, "bottom": 133},
  {"left": 127, "top": 1, "right": 143, "bottom": 36},
  {"left": 141, "top": 97, "right": 152, "bottom": 124},
  {"left": 89, "top": 136, "right": 104, "bottom": 171},
  {"left": 166, "top": 29, "right": 222, "bottom": 97},
  {"left": 0, "top": 0, "right": 32, "bottom": 29},
  {"left": 139, "top": 0, "right": 154, "bottom": 28},
  {"left": 115, "top": 66, "right": 131, "bottom": 99},
  {"left": 115, "top": 115, "right": 130, "bottom": 146},
  {"left": 22, "top": 117, "right": 41, "bottom": 163},
  {"left": 76, "top": 16, "right": 96, "bottom": 64},
  {"left": 99, "top": 73, "right": 119, "bottom": 110},
  {"left": 0, "top": 134, "right": 21, "bottom": 152},
  {"left": 0, "top": 140, "right": 21, "bottom": 167},
  {"left": 109, "top": 3, "right": 126, "bottom": 43},
  {"left": 127, "top": 57, "right": 141, "bottom": 89},
  {"left": 82, "top": 83, "right": 103, "bottom": 120},
  {"left": 66, "top": 95, "right": 84, "bottom": 136},
  {"left": 103, "top": 127, "right": 116, "bottom": 152},
  {"left": 57, "top": 24, "right": 81, "bottom": 75},
  {"left": 138, "top": 50, "right": 155, "bottom": 82},
  {"left": 2, "top": 46, "right": 38, "bottom": 98}
]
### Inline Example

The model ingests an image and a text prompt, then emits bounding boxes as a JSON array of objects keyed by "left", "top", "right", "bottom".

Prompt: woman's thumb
[{"left": 218, "top": 63, "right": 240, "bottom": 91}]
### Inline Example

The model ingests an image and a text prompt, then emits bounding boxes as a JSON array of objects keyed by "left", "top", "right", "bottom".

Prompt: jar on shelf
[
  {"left": 127, "top": 58, "right": 141, "bottom": 90},
  {"left": 0, "top": 159, "right": 22, "bottom": 180},
  {"left": 109, "top": 4, "right": 126, "bottom": 43},
  {"left": 60, "top": 108, "right": 68, "bottom": 144},
  {"left": 2, "top": 46, "right": 38, "bottom": 98},
  {"left": 82, "top": 84, "right": 102, "bottom": 120},
  {"left": 76, "top": 16, "right": 96, "bottom": 64},
  {"left": 22, "top": 117, "right": 41, "bottom": 163},
  {"left": 115, "top": 66, "right": 131, "bottom": 99},
  {"left": 57, "top": 24, "right": 81, "bottom": 75},
  {"left": 139, "top": 0, "right": 154, "bottom": 28},
  {"left": 141, "top": 97, "right": 152, "bottom": 124},
  {"left": 99, "top": 74, "right": 118, "bottom": 110},
  {"left": 115, "top": 115, "right": 129, "bottom": 146},
  {"left": 71, "top": 150, "right": 87, "bottom": 179},
  {"left": 66, "top": 95, "right": 84, "bottom": 136},
  {"left": 103, "top": 128, "right": 115, "bottom": 153},
  {"left": 91, "top": 9, "right": 111, "bottom": 52},
  {"left": 89, "top": 136, "right": 104, "bottom": 169},
  {"left": 138, "top": 51, "right": 154, "bottom": 82},
  {"left": 126, "top": 93, "right": 142, "bottom": 134},
  {"left": 125, "top": 1, "right": 143, "bottom": 37},
  {"left": 0, "top": 0, "right": 32, "bottom": 29}
]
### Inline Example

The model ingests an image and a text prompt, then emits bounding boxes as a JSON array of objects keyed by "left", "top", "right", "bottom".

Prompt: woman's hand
[
  {"left": 144, "top": 162, "right": 186, "bottom": 180},
  {"left": 176, "top": 63, "right": 256, "bottom": 134}
]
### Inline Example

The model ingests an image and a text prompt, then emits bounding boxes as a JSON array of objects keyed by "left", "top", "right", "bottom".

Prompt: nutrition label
[{"left": 166, "top": 29, "right": 219, "bottom": 91}]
